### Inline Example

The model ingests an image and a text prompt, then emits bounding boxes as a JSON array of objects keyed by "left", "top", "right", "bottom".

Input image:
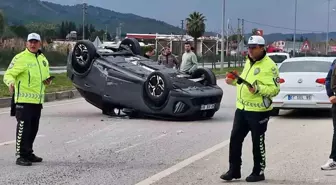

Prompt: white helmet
[{"left": 247, "top": 35, "right": 265, "bottom": 46}]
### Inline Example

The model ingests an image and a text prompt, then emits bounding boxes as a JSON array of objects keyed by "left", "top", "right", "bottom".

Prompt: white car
[
  {"left": 267, "top": 52, "right": 290, "bottom": 67},
  {"left": 271, "top": 57, "right": 336, "bottom": 116}
]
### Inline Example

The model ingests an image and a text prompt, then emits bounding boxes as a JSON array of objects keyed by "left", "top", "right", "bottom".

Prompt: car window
[
  {"left": 279, "top": 60, "right": 331, "bottom": 73},
  {"left": 268, "top": 55, "right": 288, "bottom": 64}
]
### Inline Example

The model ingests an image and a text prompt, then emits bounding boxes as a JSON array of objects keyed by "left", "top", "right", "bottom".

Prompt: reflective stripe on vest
[
  {"left": 17, "top": 92, "right": 44, "bottom": 100},
  {"left": 237, "top": 98, "right": 266, "bottom": 108}
]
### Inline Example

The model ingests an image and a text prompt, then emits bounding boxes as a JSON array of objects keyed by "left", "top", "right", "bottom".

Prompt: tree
[
  {"left": 0, "top": 10, "right": 5, "bottom": 38},
  {"left": 60, "top": 21, "right": 66, "bottom": 39},
  {"left": 10, "top": 25, "right": 29, "bottom": 38},
  {"left": 228, "top": 34, "right": 239, "bottom": 42},
  {"left": 186, "top": 12, "right": 206, "bottom": 54},
  {"left": 252, "top": 28, "right": 258, "bottom": 35}
]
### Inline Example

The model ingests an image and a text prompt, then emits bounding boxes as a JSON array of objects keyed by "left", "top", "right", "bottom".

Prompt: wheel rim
[
  {"left": 148, "top": 75, "right": 165, "bottom": 97},
  {"left": 74, "top": 44, "right": 89, "bottom": 66}
]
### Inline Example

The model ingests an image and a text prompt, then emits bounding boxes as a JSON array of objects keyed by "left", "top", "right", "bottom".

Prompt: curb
[
  {"left": 0, "top": 75, "right": 226, "bottom": 109},
  {"left": 0, "top": 89, "right": 81, "bottom": 108}
]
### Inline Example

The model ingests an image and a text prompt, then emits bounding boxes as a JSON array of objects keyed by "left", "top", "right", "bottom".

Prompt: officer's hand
[
  {"left": 9, "top": 83, "right": 14, "bottom": 94},
  {"left": 329, "top": 96, "right": 336, "bottom": 104},
  {"left": 225, "top": 77, "right": 234, "bottom": 85},
  {"left": 248, "top": 87, "right": 256, "bottom": 94},
  {"left": 43, "top": 79, "right": 52, "bottom": 85}
]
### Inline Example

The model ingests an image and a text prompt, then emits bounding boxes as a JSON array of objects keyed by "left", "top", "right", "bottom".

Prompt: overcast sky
[{"left": 46, "top": 0, "right": 336, "bottom": 34}]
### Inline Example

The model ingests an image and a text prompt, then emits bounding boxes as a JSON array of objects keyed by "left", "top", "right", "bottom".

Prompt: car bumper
[
  {"left": 272, "top": 91, "right": 331, "bottom": 109},
  {"left": 155, "top": 86, "right": 223, "bottom": 117}
]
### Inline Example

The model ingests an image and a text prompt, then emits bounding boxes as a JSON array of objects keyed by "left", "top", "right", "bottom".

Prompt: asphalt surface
[{"left": 0, "top": 79, "right": 335, "bottom": 185}]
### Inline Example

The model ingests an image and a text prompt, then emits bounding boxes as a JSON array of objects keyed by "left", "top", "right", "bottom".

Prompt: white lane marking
[
  {"left": 0, "top": 135, "right": 46, "bottom": 146},
  {"left": 134, "top": 139, "right": 230, "bottom": 185},
  {"left": 135, "top": 117, "right": 279, "bottom": 185},
  {"left": 0, "top": 100, "right": 84, "bottom": 115},
  {"left": 115, "top": 134, "right": 167, "bottom": 153}
]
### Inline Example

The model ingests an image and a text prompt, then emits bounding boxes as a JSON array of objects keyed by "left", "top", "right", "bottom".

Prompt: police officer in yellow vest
[
  {"left": 220, "top": 35, "right": 280, "bottom": 182},
  {"left": 3, "top": 33, "right": 52, "bottom": 166}
]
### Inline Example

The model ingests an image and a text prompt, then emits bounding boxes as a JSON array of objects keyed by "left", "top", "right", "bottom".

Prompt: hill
[
  {"left": 1, "top": 0, "right": 333, "bottom": 41},
  {"left": 0, "top": 0, "right": 185, "bottom": 35},
  {"left": 0, "top": 0, "right": 219, "bottom": 37}
]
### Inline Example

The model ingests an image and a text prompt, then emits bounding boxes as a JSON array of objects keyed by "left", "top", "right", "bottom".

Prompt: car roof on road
[{"left": 283, "top": 57, "right": 336, "bottom": 63}]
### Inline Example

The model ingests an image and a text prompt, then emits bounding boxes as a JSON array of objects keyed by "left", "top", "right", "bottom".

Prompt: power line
[{"left": 243, "top": 19, "right": 324, "bottom": 33}]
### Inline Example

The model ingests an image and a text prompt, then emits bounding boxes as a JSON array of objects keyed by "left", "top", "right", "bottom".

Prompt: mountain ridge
[{"left": 0, "top": 0, "right": 334, "bottom": 41}]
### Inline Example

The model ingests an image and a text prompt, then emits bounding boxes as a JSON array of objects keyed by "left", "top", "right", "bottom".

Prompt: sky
[{"left": 46, "top": 0, "right": 336, "bottom": 35}]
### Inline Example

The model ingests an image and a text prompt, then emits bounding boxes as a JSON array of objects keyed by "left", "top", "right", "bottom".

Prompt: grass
[
  {"left": 0, "top": 73, "right": 74, "bottom": 98},
  {"left": 0, "top": 67, "right": 244, "bottom": 98},
  {"left": 211, "top": 67, "right": 244, "bottom": 75}
]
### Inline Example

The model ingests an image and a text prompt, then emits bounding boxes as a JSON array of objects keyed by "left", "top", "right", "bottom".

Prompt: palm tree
[{"left": 186, "top": 12, "right": 206, "bottom": 54}]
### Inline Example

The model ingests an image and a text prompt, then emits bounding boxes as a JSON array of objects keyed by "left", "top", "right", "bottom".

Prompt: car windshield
[
  {"left": 279, "top": 60, "right": 331, "bottom": 73},
  {"left": 268, "top": 55, "right": 288, "bottom": 64}
]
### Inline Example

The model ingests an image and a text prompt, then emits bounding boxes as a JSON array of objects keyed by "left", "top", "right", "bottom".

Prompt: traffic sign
[{"left": 301, "top": 41, "right": 310, "bottom": 51}]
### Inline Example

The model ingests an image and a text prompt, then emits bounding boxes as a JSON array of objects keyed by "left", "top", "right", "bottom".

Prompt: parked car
[
  {"left": 266, "top": 52, "right": 290, "bottom": 67},
  {"left": 271, "top": 57, "right": 336, "bottom": 116},
  {"left": 66, "top": 38, "right": 223, "bottom": 120}
]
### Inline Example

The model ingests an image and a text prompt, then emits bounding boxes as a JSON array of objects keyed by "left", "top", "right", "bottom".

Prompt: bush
[{"left": 0, "top": 49, "right": 67, "bottom": 68}]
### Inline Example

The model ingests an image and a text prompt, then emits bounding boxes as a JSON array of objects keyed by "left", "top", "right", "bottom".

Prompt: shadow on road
[{"left": 276, "top": 109, "right": 332, "bottom": 120}]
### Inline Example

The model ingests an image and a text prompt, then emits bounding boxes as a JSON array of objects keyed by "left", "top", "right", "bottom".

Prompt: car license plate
[
  {"left": 200, "top": 104, "right": 215, "bottom": 110},
  {"left": 288, "top": 95, "right": 311, "bottom": 100}
]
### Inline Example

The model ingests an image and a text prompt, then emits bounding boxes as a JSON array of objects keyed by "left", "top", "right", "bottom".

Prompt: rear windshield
[
  {"left": 268, "top": 55, "right": 288, "bottom": 64},
  {"left": 279, "top": 60, "right": 331, "bottom": 73}
]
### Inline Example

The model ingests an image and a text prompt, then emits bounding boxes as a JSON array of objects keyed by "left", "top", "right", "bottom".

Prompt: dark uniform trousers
[
  {"left": 229, "top": 108, "right": 270, "bottom": 174},
  {"left": 15, "top": 103, "right": 42, "bottom": 158},
  {"left": 330, "top": 104, "right": 336, "bottom": 160}
]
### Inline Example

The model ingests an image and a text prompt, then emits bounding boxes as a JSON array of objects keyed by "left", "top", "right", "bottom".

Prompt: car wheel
[
  {"left": 120, "top": 38, "right": 141, "bottom": 55},
  {"left": 71, "top": 40, "right": 97, "bottom": 75},
  {"left": 270, "top": 108, "right": 280, "bottom": 116},
  {"left": 144, "top": 71, "right": 172, "bottom": 106},
  {"left": 191, "top": 67, "right": 217, "bottom": 86}
]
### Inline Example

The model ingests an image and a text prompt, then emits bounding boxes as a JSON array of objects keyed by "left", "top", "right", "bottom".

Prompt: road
[{"left": 0, "top": 79, "right": 335, "bottom": 185}]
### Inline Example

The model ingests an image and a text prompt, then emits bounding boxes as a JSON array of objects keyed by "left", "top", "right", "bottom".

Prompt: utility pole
[
  {"left": 220, "top": 0, "right": 225, "bottom": 72},
  {"left": 242, "top": 19, "right": 244, "bottom": 41},
  {"left": 226, "top": 18, "right": 230, "bottom": 58},
  {"left": 327, "top": 0, "right": 331, "bottom": 55},
  {"left": 293, "top": 0, "right": 297, "bottom": 57},
  {"left": 82, "top": 2, "right": 87, "bottom": 40},
  {"left": 180, "top": 19, "right": 184, "bottom": 58},
  {"left": 104, "top": 25, "right": 107, "bottom": 41},
  {"left": 237, "top": 18, "right": 241, "bottom": 56}
]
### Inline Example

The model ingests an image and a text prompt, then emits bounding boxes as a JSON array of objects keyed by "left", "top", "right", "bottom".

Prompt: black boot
[
  {"left": 245, "top": 172, "right": 265, "bottom": 182},
  {"left": 27, "top": 154, "right": 43, "bottom": 162},
  {"left": 220, "top": 169, "right": 241, "bottom": 181},
  {"left": 16, "top": 157, "right": 32, "bottom": 166}
]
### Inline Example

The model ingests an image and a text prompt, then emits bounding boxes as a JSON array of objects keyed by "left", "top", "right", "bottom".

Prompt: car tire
[
  {"left": 120, "top": 38, "right": 141, "bottom": 55},
  {"left": 144, "top": 71, "right": 172, "bottom": 106},
  {"left": 191, "top": 67, "right": 217, "bottom": 85},
  {"left": 71, "top": 40, "right": 97, "bottom": 75},
  {"left": 270, "top": 108, "right": 280, "bottom": 116}
]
